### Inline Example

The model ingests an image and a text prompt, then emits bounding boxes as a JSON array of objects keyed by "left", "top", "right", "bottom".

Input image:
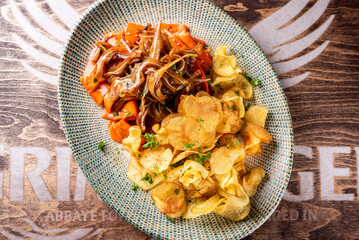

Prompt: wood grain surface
[{"left": 0, "top": 0, "right": 358, "bottom": 239}]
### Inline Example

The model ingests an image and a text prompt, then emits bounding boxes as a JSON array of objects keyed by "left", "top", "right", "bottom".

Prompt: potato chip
[
  {"left": 170, "top": 150, "right": 199, "bottom": 166},
  {"left": 192, "top": 194, "right": 226, "bottom": 215},
  {"left": 183, "top": 198, "right": 206, "bottom": 219},
  {"left": 162, "top": 115, "right": 217, "bottom": 151},
  {"left": 213, "top": 55, "right": 235, "bottom": 77},
  {"left": 215, "top": 168, "right": 238, "bottom": 195},
  {"left": 244, "top": 105, "right": 268, "bottom": 127},
  {"left": 209, "top": 148, "right": 238, "bottom": 175},
  {"left": 139, "top": 146, "right": 173, "bottom": 173},
  {"left": 166, "top": 165, "right": 184, "bottom": 182},
  {"left": 222, "top": 90, "right": 245, "bottom": 118},
  {"left": 151, "top": 182, "right": 186, "bottom": 217},
  {"left": 178, "top": 95, "right": 222, "bottom": 133},
  {"left": 214, "top": 184, "right": 250, "bottom": 221},
  {"left": 236, "top": 74, "right": 253, "bottom": 99},
  {"left": 193, "top": 178, "right": 217, "bottom": 197},
  {"left": 242, "top": 166, "right": 265, "bottom": 197},
  {"left": 216, "top": 103, "right": 243, "bottom": 134},
  {"left": 166, "top": 202, "right": 187, "bottom": 218},
  {"left": 218, "top": 134, "right": 246, "bottom": 163},
  {"left": 241, "top": 122, "right": 272, "bottom": 155},
  {"left": 122, "top": 126, "right": 142, "bottom": 155},
  {"left": 179, "top": 160, "right": 209, "bottom": 187},
  {"left": 127, "top": 156, "right": 163, "bottom": 190}
]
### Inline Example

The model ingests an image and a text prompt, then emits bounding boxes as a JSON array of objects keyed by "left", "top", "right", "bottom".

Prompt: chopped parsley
[
  {"left": 153, "top": 164, "right": 159, "bottom": 171},
  {"left": 241, "top": 54, "right": 244, "bottom": 58},
  {"left": 142, "top": 133, "right": 159, "bottom": 150},
  {"left": 126, "top": 112, "right": 131, "bottom": 117},
  {"left": 174, "top": 189, "right": 180, "bottom": 195},
  {"left": 170, "top": 65, "right": 177, "bottom": 71},
  {"left": 242, "top": 124, "right": 246, "bottom": 128},
  {"left": 93, "top": 78, "right": 98, "bottom": 83},
  {"left": 98, "top": 141, "right": 105, "bottom": 153},
  {"left": 214, "top": 84, "right": 223, "bottom": 90},
  {"left": 167, "top": 216, "right": 175, "bottom": 223},
  {"left": 184, "top": 142, "right": 196, "bottom": 148},
  {"left": 138, "top": 153, "right": 141, "bottom": 158},
  {"left": 170, "top": 159, "right": 185, "bottom": 168},
  {"left": 141, "top": 173, "right": 153, "bottom": 185},
  {"left": 228, "top": 105, "right": 237, "bottom": 111},
  {"left": 250, "top": 78, "right": 260, "bottom": 86},
  {"left": 132, "top": 185, "right": 139, "bottom": 191},
  {"left": 197, "top": 118, "right": 204, "bottom": 131},
  {"left": 243, "top": 71, "right": 260, "bottom": 86},
  {"left": 245, "top": 103, "right": 251, "bottom": 111},
  {"left": 163, "top": 171, "right": 167, "bottom": 179},
  {"left": 188, "top": 152, "right": 211, "bottom": 166},
  {"left": 113, "top": 112, "right": 119, "bottom": 117}
]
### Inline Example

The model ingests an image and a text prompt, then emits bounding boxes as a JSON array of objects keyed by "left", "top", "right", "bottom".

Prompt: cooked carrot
[
  {"left": 163, "top": 29, "right": 188, "bottom": 50},
  {"left": 108, "top": 119, "right": 131, "bottom": 143},
  {"left": 162, "top": 23, "right": 188, "bottom": 33},
  {"left": 89, "top": 83, "right": 110, "bottom": 106},
  {"left": 192, "top": 61, "right": 206, "bottom": 79},
  {"left": 125, "top": 23, "right": 145, "bottom": 44},
  {"left": 191, "top": 36, "right": 205, "bottom": 45},
  {"left": 104, "top": 93, "right": 115, "bottom": 113},
  {"left": 121, "top": 100, "right": 139, "bottom": 121},
  {"left": 198, "top": 52, "right": 212, "bottom": 67},
  {"left": 83, "top": 60, "right": 96, "bottom": 84},
  {"left": 176, "top": 29, "right": 197, "bottom": 48},
  {"left": 102, "top": 109, "right": 123, "bottom": 121}
]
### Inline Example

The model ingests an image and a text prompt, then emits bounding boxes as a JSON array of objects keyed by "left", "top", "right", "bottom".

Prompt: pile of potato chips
[{"left": 122, "top": 46, "right": 272, "bottom": 221}]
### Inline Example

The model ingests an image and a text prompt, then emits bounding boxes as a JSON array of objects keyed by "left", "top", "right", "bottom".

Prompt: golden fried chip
[
  {"left": 192, "top": 194, "right": 226, "bottom": 214},
  {"left": 214, "top": 184, "right": 250, "bottom": 221},
  {"left": 216, "top": 102, "right": 243, "bottom": 134},
  {"left": 183, "top": 198, "right": 206, "bottom": 219},
  {"left": 170, "top": 150, "right": 199, "bottom": 166},
  {"left": 127, "top": 156, "right": 163, "bottom": 190},
  {"left": 179, "top": 160, "right": 209, "bottom": 187},
  {"left": 139, "top": 146, "right": 173, "bottom": 173},
  {"left": 163, "top": 115, "right": 216, "bottom": 151},
  {"left": 241, "top": 122, "right": 272, "bottom": 156},
  {"left": 222, "top": 90, "right": 245, "bottom": 118},
  {"left": 151, "top": 182, "right": 186, "bottom": 217},
  {"left": 122, "top": 126, "right": 142, "bottom": 155},
  {"left": 178, "top": 95, "right": 222, "bottom": 133},
  {"left": 244, "top": 105, "right": 268, "bottom": 127},
  {"left": 242, "top": 166, "right": 265, "bottom": 197}
]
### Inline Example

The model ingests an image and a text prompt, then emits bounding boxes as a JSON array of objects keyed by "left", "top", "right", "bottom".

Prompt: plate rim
[{"left": 57, "top": 0, "right": 294, "bottom": 239}]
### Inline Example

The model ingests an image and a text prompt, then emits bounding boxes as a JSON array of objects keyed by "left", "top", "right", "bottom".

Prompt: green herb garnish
[
  {"left": 174, "top": 189, "right": 180, "bottom": 195},
  {"left": 141, "top": 173, "right": 153, "bottom": 185},
  {"left": 142, "top": 133, "right": 159, "bottom": 150},
  {"left": 132, "top": 185, "right": 139, "bottom": 191},
  {"left": 126, "top": 112, "right": 131, "bottom": 117},
  {"left": 93, "top": 78, "right": 98, "bottom": 83},
  {"left": 167, "top": 216, "right": 175, "bottom": 223},
  {"left": 98, "top": 141, "right": 105, "bottom": 153},
  {"left": 245, "top": 103, "right": 251, "bottom": 111}
]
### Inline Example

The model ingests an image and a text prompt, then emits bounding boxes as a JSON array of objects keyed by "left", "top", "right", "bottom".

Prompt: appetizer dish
[{"left": 80, "top": 22, "right": 273, "bottom": 222}]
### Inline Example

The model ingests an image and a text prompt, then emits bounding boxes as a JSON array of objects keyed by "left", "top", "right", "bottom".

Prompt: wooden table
[{"left": 0, "top": 0, "right": 358, "bottom": 239}]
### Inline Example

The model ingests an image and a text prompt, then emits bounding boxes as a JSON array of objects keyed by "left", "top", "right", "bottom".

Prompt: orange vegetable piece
[
  {"left": 89, "top": 83, "right": 110, "bottom": 106},
  {"left": 121, "top": 100, "right": 139, "bottom": 121},
  {"left": 192, "top": 61, "right": 206, "bottom": 79},
  {"left": 162, "top": 23, "right": 188, "bottom": 33},
  {"left": 175, "top": 29, "right": 196, "bottom": 49},
  {"left": 163, "top": 29, "right": 188, "bottom": 50},
  {"left": 125, "top": 23, "right": 145, "bottom": 44},
  {"left": 108, "top": 119, "right": 132, "bottom": 143}
]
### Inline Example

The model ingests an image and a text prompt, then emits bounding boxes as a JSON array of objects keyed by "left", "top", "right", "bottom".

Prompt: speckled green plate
[{"left": 58, "top": 0, "right": 293, "bottom": 239}]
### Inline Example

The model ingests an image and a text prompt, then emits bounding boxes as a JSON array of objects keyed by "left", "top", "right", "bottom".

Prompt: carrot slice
[
  {"left": 125, "top": 23, "right": 145, "bottom": 44},
  {"left": 192, "top": 61, "right": 206, "bottom": 79},
  {"left": 163, "top": 29, "right": 188, "bottom": 50},
  {"left": 108, "top": 120, "right": 132, "bottom": 143},
  {"left": 198, "top": 52, "right": 212, "bottom": 67},
  {"left": 162, "top": 23, "right": 188, "bottom": 33},
  {"left": 176, "top": 29, "right": 196, "bottom": 49},
  {"left": 89, "top": 83, "right": 110, "bottom": 106},
  {"left": 121, "top": 100, "right": 139, "bottom": 121}
]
